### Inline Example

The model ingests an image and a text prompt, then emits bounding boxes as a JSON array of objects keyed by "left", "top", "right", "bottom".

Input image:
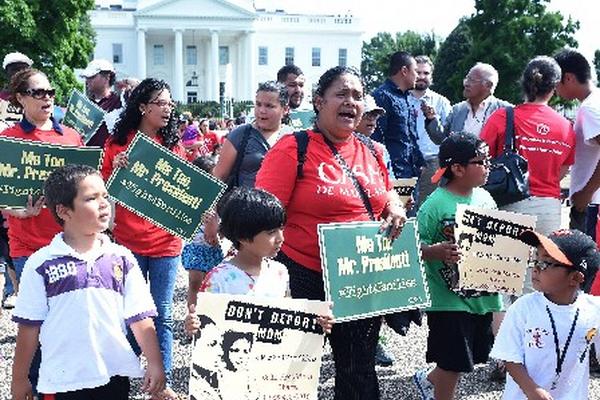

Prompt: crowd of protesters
[{"left": 2, "top": 46, "right": 600, "bottom": 400}]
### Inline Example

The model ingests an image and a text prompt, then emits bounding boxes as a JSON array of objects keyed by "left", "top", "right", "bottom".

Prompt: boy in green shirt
[{"left": 414, "top": 132, "right": 503, "bottom": 400}]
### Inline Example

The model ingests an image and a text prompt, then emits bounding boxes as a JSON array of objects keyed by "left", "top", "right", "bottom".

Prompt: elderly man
[
  {"left": 372, "top": 51, "right": 422, "bottom": 180},
  {"left": 424, "top": 62, "right": 511, "bottom": 143},
  {"left": 80, "top": 59, "right": 122, "bottom": 147},
  {"left": 408, "top": 55, "right": 452, "bottom": 205}
]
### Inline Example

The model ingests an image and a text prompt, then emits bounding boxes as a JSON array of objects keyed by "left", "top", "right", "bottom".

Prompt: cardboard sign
[
  {"left": 190, "top": 293, "right": 328, "bottom": 400},
  {"left": 318, "top": 220, "right": 430, "bottom": 322},
  {"left": 392, "top": 178, "right": 417, "bottom": 206},
  {"left": 455, "top": 205, "right": 537, "bottom": 295},
  {"left": 62, "top": 90, "right": 106, "bottom": 144},
  {"left": 106, "top": 133, "right": 226, "bottom": 241},
  {"left": 0, "top": 137, "right": 102, "bottom": 208},
  {"left": 0, "top": 98, "right": 23, "bottom": 126}
]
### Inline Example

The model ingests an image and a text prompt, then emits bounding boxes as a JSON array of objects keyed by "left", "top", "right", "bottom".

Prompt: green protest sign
[
  {"left": 62, "top": 90, "right": 106, "bottom": 144},
  {"left": 106, "top": 133, "right": 226, "bottom": 241},
  {"left": 318, "top": 220, "right": 430, "bottom": 322},
  {"left": 289, "top": 109, "right": 315, "bottom": 130},
  {"left": 0, "top": 137, "right": 102, "bottom": 208}
]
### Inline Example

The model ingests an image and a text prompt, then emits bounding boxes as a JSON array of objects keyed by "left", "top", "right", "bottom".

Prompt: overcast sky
[{"left": 256, "top": 0, "right": 599, "bottom": 62}]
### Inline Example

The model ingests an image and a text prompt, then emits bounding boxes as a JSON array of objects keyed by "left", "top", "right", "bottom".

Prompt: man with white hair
[{"left": 423, "top": 62, "right": 511, "bottom": 142}]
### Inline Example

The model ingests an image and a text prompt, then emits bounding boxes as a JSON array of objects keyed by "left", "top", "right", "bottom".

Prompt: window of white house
[
  {"left": 219, "top": 46, "right": 229, "bottom": 65},
  {"left": 258, "top": 46, "right": 268, "bottom": 65},
  {"left": 285, "top": 47, "right": 294, "bottom": 65},
  {"left": 112, "top": 43, "right": 123, "bottom": 64},
  {"left": 153, "top": 44, "right": 165, "bottom": 65},
  {"left": 339, "top": 48, "right": 348, "bottom": 67},
  {"left": 312, "top": 47, "right": 321, "bottom": 67},
  {"left": 186, "top": 46, "right": 197, "bottom": 65},
  {"left": 187, "top": 91, "right": 198, "bottom": 103}
]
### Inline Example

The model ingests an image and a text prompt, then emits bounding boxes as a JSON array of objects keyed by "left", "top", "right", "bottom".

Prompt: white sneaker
[
  {"left": 413, "top": 369, "right": 435, "bottom": 400},
  {"left": 3, "top": 294, "right": 16, "bottom": 309}
]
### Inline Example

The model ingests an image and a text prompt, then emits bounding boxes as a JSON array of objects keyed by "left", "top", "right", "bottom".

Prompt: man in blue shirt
[{"left": 372, "top": 51, "right": 422, "bottom": 179}]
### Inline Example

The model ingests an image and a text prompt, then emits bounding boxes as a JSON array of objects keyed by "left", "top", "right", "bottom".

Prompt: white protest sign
[
  {"left": 455, "top": 205, "right": 536, "bottom": 295},
  {"left": 190, "top": 293, "right": 328, "bottom": 400},
  {"left": 392, "top": 178, "right": 417, "bottom": 206}
]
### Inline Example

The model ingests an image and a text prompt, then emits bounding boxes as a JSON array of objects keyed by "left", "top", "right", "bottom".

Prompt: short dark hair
[
  {"left": 313, "top": 66, "right": 363, "bottom": 115},
  {"left": 438, "top": 132, "right": 487, "bottom": 181},
  {"left": 44, "top": 164, "right": 100, "bottom": 226},
  {"left": 193, "top": 155, "right": 217, "bottom": 174},
  {"left": 388, "top": 51, "right": 414, "bottom": 77},
  {"left": 554, "top": 49, "right": 591, "bottom": 84},
  {"left": 217, "top": 187, "right": 286, "bottom": 250},
  {"left": 277, "top": 65, "right": 303, "bottom": 83},
  {"left": 521, "top": 56, "right": 561, "bottom": 102},
  {"left": 256, "top": 81, "right": 289, "bottom": 107}
]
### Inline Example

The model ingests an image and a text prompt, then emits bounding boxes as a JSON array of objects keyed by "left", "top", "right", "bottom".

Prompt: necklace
[{"left": 545, "top": 305, "right": 579, "bottom": 390}]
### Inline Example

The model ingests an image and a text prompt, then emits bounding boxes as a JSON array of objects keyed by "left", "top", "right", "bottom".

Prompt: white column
[
  {"left": 173, "top": 29, "right": 184, "bottom": 102},
  {"left": 236, "top": 39, "right": 244, "bottom": 101},
  {"left": 246, "top": 30, "right": 256, "bottom": 101},
  {"left": 210, "top": 30, "right": 220, "bottom": 102},
  {"left": 203, "top": 39, "right": 211, "bottom": 100},
  {"left": 137, "top": 28, "right": 147, "bottom": 79}
]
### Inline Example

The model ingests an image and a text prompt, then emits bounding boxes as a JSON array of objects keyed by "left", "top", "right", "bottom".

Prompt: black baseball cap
[
  {"left": 431, "top": 132, "right": 488, "bottom": 184},
  {"left": 520, "top": 229, "right": 600, "bottom": 288}
]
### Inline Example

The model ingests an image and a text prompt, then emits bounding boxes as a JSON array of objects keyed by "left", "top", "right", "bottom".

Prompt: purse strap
[
  {"left": 322, "top": 134, "right": 376, "bottom": 221},
  {"left": 503, "top": 106, "right": 515, "bottom": 153}
]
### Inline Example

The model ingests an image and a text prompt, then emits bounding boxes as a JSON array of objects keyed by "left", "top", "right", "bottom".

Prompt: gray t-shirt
[{"left": 227, "top": 124, "right": 271, "bottom": 188}]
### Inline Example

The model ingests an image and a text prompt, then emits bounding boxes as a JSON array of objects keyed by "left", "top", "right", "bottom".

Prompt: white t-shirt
[
  {"left": 490, "top": 291, "right": 600, "bottom": 400},
  {"left": 408, "top": 89, "right": 452, "bottom": 158},
  {"left": 199, "top": 259, "right": 289, "bottom": 298},
  {"left": 569, "top": 89, "right": 600, "bottom": 204},
  {"left": 12, "top": 233, "right": 156, "bottom": 394}
]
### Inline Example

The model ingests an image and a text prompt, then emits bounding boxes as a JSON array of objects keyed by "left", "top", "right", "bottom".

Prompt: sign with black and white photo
[
  {"left": 455, "top": 205, "right": 536, "bottom": 295},
  {"left": 190, "top": 293, "right": 329, "bottom": 400}
]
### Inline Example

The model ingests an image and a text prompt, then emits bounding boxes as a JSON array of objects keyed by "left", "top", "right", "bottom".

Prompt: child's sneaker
[{"left": 413, "top": 369, "right": 435, "bottom": 400}]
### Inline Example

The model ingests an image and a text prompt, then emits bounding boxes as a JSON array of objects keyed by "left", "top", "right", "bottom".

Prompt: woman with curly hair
[{"left": 100, "top": 78, "right": 184, "bottom": 400}]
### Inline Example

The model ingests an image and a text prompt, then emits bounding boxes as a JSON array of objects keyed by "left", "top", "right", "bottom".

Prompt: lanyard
[{"left": 545, "top": 305, "right": 579, "bottom": 390}]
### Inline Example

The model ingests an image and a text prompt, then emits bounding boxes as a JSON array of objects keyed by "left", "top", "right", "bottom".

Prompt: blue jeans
[{"left": 132, "top": 254, "right": 180, "bottom": 384}]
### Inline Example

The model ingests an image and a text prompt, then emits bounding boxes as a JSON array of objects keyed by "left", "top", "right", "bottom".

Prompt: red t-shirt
[
  {"left": 1, "top": 122, "right": 84, "bottom": 258},
  {"left": 480, "top": 104, "right": 575, "bottom": 199},
  {"left": 101, "top": 131, "right": 185, "bottom": 257},
  {"left": 255, "top": 130, "right": 392, "bottom": 272}
]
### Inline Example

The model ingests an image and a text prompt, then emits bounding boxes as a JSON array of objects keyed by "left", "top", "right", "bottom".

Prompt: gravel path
[{"left": 2, "top": 266, "right": 600, "bottom": 399}]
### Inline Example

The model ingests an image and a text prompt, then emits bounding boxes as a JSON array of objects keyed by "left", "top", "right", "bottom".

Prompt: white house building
[{"left": 90, "top": 0, "right": 363, "bottom": 104}]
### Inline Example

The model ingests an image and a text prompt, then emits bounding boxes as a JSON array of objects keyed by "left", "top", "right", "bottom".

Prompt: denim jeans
[{"left": 132, "top": 253, "right": 180, "bottom": 384}]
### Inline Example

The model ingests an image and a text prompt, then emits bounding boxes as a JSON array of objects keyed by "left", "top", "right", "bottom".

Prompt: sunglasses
[
  {"left": 466, "top": 158, "right": 491, "bottom": 167},
  {"left": 20, "top": 88, "right": 56, "bottom": 99}
]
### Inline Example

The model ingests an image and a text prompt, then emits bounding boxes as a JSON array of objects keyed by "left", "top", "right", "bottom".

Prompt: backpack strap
[
  {"left": 293, "top": 130, "right": 309, "bottom": 179},
  {"left": 228, "top": 124, "right": 252, "bottom": 187},
  {"left": 503, "top": 106, "right": 515, "bottom": 153},
  {"left": 354, "top": 132, "right": 389, "bottom": 180}
]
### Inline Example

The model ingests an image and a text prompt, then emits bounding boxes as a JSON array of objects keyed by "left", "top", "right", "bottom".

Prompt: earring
[{"left": 141, "top": 110, "right": 145, "bottom": 116}]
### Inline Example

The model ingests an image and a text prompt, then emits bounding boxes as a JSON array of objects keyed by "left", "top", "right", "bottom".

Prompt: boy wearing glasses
[
  {"left": 414, "top": 132, "right": 503, "bottom": 400},
  {"left": 490, "top": 229, "right": 600, "bottom": 400}
]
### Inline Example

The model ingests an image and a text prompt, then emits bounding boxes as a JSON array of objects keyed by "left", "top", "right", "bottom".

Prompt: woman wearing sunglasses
[
  {"left": 0, "top": 68, "right": 84, "bottom": 392},
  {"left": 101, "top": 78, "right": 184, "bottom": 400}
]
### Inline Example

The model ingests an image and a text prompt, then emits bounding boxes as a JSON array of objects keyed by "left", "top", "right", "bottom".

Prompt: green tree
[
  {"left": 433, "top": 18, "right": 472, "bottom": 104},
  {"left": 594, "top": 49, "right": 600, "bottom": 88},
  {"left": 463, "top": 0, "right": 578, "bottom": 104},
  {"left": 0, "top": 0, "right": 96, "bottom": 104},
  {"left": 361, "top": 31, "right": 439, "bottom": 93}
]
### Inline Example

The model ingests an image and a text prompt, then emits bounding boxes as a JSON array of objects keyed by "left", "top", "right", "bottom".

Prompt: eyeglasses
[
  {"left": 463, "top": 77, "right": 485, "bottom": 85},
  {"left": 20, "top": 88, "right": 56, "bottom": 99},
  {"left": 531, "top": 260, "right": 570, "bottom": 271},
  {"left": 149, "top": 100, "right": 176, "bottom": 109}
]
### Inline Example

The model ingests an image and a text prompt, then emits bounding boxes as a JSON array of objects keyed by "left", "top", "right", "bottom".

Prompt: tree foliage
[
  {"left": 361, "top": 31, "right": 439, "bottom": 93},
  {"left": 433, "top": 18, "right": 472, "bottom": 104},
  {"left": 0, "top": 0, "right": 96, "bottom": 104}
]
